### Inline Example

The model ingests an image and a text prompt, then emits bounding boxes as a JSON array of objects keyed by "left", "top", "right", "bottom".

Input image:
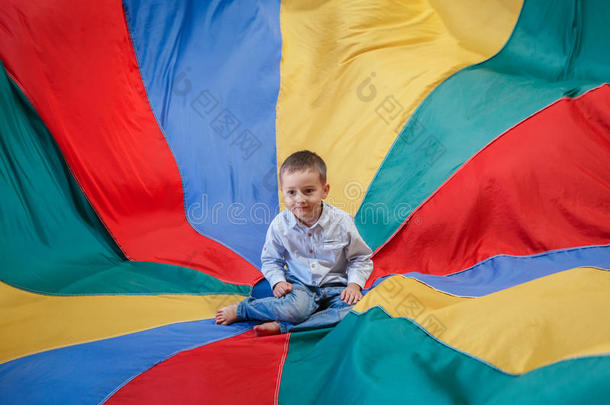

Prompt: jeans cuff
[
  {"left": 236, "top": 300, "right": 246, "bottom": 321},
  {"left": 278, "top": 321, "right": 290, "bottom": 334}
]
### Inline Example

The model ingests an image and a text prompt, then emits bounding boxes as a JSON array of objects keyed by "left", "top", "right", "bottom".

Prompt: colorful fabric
[{"left": 1, "top": 0, "right": 609, "bottom": 403}]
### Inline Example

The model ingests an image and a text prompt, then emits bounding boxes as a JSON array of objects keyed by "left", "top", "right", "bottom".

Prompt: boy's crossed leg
[
  {"left": 216, "top": 284, "right": 354, "bottom": 336},
  {"left": 274, "top": 287, "right": 352, "bottom": 334},
  {"left": 215, "top": 283, "right": 316, "bottom": 327}
]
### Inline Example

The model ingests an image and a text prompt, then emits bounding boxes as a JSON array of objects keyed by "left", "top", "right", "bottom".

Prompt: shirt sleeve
[
  {"left": 260, "top": 219, "right": 287, "bottom": 288},
  {"left": 343, "top": 215, "right": 374, "bottom": 288}
]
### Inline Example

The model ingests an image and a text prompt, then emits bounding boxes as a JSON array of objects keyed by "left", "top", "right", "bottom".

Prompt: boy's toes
[
  {"left": 215, "top": 313, "right": 223, "bottom": 324},
  {"left": 215, "top": 303, "right": 238, "bottom": 325}
]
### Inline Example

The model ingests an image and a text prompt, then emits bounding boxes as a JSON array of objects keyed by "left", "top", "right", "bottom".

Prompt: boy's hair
[{"left": 279, "top": 150, "right": 327, "bottom": 184}]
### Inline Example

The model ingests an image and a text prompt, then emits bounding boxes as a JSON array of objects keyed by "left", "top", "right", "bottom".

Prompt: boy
[{"left": 216, "top": 150, "right": 373, "bottom": 336}]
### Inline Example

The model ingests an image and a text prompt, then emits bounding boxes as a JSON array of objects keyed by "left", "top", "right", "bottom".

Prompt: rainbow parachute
[{"left": 1, "top": 0, "right": 610, "bottom": 403}]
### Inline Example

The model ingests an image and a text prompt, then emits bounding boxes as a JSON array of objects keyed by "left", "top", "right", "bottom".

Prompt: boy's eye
[
  {"left": 305, "top": 189, "right": 313, "bottom": 193},
  {"left": 287, "top": 190, "right": 295, "bottom": 195}
]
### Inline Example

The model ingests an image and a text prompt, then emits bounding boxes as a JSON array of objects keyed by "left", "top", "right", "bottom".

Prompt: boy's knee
[
  {"left": 277, "top": 289, "right": 313, "bottom": 323},
  {"left": 281, "top": 307, "right": 310, "bottom": 324}
]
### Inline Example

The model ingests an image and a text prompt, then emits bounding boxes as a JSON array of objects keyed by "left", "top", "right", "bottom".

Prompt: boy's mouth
[{"left": 294, "top": 206, "right": 312, "bottom": 215}]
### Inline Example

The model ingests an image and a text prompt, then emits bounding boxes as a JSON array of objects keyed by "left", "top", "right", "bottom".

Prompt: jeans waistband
[
  {"left": 318, "top": 282, "right": 347, "bottom": 288},
  {"left": 285, "top": 275, "right": 346, "bottom": 289}
]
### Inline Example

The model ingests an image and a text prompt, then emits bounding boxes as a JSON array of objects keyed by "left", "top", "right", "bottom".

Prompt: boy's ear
[{"left": 322, "top": 183, "right": 330, "bottom": 198}]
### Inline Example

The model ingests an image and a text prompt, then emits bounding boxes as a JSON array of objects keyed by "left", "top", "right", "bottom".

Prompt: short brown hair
[{"left": 279, "top": 150, "right": 327, "bottom": 184}]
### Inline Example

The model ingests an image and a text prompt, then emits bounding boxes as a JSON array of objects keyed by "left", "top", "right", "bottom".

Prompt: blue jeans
[{"left": 236, "top": 276, "right": 353, "bottom": 333}]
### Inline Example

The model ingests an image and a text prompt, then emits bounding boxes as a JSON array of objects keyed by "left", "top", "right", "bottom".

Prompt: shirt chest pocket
[{"left": 322, "top": 239, "right": 347, "bottom": 253}]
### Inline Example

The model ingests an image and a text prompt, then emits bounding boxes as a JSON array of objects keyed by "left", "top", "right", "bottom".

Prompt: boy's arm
[
  {"left": 344, "top": 216, "right": 373, "bottom": 289},
  {"left": 260, "top": 221, "right": 287, "bottom": 289}
]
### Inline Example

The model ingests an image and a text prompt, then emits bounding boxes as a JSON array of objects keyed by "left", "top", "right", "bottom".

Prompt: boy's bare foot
[
  {"left": 254, "top": 321, "right": 281, "bottom": 336},
  {"left": 215, "top": 303, "right": 238, "bottom": 325}
]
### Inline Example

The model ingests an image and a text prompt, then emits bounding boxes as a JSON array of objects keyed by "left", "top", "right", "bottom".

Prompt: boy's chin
[
  {"left": 295, "top": 212, "right": 312, "bottom": 222},
  {"left": 292, "top": 210, "right": 314, "bottom": 223}
]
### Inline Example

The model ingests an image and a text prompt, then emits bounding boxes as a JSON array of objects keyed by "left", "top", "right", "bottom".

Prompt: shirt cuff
[
  {"left": 347, "top": 272, "right": 368, "bottom": 289},
  {"left": 267, "top": 273, "right": 286, "bottom": 289}
]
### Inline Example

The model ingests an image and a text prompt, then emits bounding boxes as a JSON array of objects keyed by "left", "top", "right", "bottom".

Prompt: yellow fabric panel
[
  {"left": 429, "top": 0, "right": 523, "bottom": 57},
  {"left": 354, "top": 267, "right": 610, "bottom": 374},
  {"left": 0, "top": 282, "right": 243, "bottom": 364},
  {"left": 276, "top": 0, "right": 522, "bottom": 214}
]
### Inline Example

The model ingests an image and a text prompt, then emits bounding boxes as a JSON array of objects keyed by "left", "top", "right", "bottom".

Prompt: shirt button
[
  {"left": 312, "top": 281, "right": 317, "bottom": 285},
  {"left": 308, "top": 233, "right": 312, "bottom": 237},
  {"left": 309, "top": 249, "right": 313, "bottom": 254},
  {"left": 311, "top": 263, "right": 315, "bottom": 268}
]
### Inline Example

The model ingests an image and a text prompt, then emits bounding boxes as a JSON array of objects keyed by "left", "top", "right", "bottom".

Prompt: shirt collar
[{"left": 287, "top": 201, "right": 331, "bottom": 230}]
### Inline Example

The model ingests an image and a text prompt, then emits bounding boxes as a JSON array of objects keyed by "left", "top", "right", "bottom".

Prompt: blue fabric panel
[
  {"left": 0, "top": 319, "right": 255, "bottom": 404},
  {"left": 123, "top": 0, "right": 281, "bottom": 267},
  {"left": 367, "top": 244, "right": 610, "bottom": 297},
  {"left": 252, "top": 277, "right": 274, "bottom": 299}
]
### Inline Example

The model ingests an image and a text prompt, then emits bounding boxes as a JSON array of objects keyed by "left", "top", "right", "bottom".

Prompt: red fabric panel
[
  {"left": 0, "top": 1, "right": 261, "bottom": 285},
  {"left": 369, "top": 85, "right": 610, "bottom": 287},
  {"left": 107, "top": 331, "right": 289, "bottom": 404}
]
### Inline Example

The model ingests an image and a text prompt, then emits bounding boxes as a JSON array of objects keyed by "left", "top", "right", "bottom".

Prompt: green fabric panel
[
  {"left": 280, "top": 308, "right": 610, "bottom": 404},
  {"left": 0, "top": 61, "right": 249, "bottom": 297},
  {"left": 356, "top": 0, "right": 610, "bottom": 250}
]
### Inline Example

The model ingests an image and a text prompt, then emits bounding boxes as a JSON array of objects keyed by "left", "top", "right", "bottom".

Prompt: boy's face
[{"left": 280, "top": 169, "right": 329, "bottom": 227}]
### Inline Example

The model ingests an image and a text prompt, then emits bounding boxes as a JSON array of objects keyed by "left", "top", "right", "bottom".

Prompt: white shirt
[{"left": 260, "top": 202, "right": 373, "bottom": 288}]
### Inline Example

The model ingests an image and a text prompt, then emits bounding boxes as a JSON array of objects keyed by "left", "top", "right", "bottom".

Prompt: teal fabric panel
[
  {"left": 0, "top": 61, "right": 248, "bottom": 296},
  {"left": 280, "top": 308, "right": 610, "bottom": 404},
  {"left": 357, "top": 0, "right": 610, "bottom": 250}
]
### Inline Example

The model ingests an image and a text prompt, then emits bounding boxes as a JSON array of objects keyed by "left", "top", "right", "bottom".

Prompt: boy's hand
[
  {"left": 273, "top": 281, "right": 293, "bottom": 298},
  {"left": 341, "top": 283, "right": 362, "bottom": 305}
]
